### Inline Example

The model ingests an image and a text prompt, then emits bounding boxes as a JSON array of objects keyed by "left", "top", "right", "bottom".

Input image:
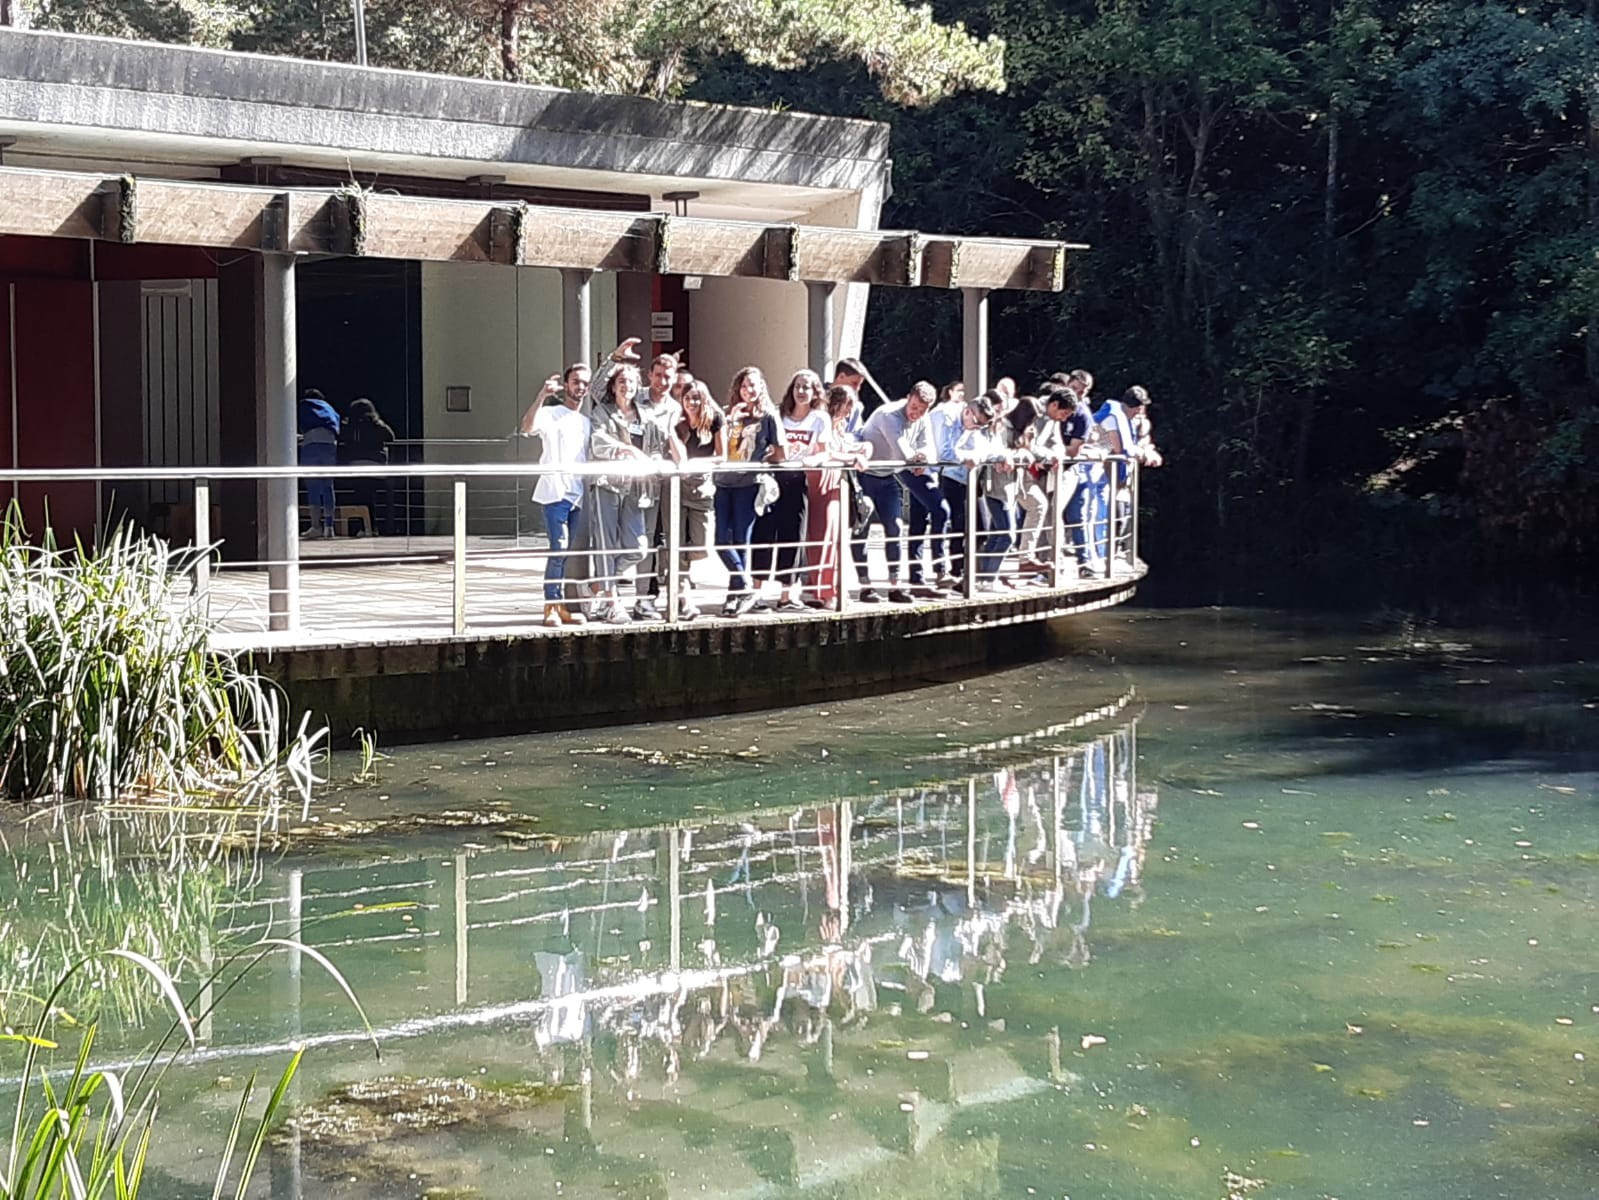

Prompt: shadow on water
[{"left": 1055, "top": 605, "right": 1599, "bottom": 783}]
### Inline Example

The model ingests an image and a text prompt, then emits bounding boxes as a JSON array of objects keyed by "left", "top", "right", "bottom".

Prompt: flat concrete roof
[{"left": 0, "top": 29, "right": 891, "bottom": 217}]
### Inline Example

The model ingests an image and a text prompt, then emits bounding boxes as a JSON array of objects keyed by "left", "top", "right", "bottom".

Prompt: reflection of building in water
[{"left": 9, "top": 702, "right": 1154, "bottom": 1198}]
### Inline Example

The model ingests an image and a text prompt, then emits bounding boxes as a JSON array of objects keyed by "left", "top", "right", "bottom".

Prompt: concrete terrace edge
[
  {"left": 253, "top": 575, "right": 1141, "bottom": 740},
  {"left": 0, "top": 29, "right": 892, "bottom": 192}
]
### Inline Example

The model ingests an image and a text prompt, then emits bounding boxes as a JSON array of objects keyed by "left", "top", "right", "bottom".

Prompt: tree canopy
[
  {"left": 14, "top": 0, "right": 1003, "bottom": 102},
  {"left": 5, "top": 0, "right": 1597, "bottom": 592}
]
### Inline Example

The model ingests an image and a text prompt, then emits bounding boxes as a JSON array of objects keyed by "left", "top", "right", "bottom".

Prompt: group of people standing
[{"left": 519, "top": 338, "right": 1161, "bottom": 627}]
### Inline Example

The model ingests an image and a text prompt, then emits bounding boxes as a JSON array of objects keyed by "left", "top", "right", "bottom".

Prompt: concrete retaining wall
[{"left": 257, "top": 579, "right": 1139, "bottom": 740}]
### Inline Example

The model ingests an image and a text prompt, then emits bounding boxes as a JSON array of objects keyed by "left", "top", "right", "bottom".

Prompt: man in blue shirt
[
  {"left": 1094, "top": 385, "right": 1161, "bottom": 568},
  {"left": 297, "top": 389, "right": 341, "bottom": 539}
]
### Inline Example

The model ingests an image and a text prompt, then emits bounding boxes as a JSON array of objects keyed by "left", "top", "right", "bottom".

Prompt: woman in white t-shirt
[{"left": 763, "top": 371, "right": 828, "bottom": 611}]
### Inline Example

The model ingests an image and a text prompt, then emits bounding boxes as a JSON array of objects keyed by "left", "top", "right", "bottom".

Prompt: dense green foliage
[
  {"left": 695, "top": 0, "right": 1599, "bottom": 585},
  {"left": 7, "top": 0, "right": 1597, "bottom": 585},
  {"left": 0, "top": 511, "right": 319, "bottom": 803},
  {"left": 14, "top": 0, "right": 1003, "bottom": 102}
]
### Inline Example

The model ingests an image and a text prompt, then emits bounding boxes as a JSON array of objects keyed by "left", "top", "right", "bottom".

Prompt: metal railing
[{"left": 0, "top": 455, "right": 1141, "bottom": 640}]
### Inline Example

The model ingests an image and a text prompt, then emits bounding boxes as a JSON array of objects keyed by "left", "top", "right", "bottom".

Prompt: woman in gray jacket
[{"left": 586, "top": 363, "right": 683, "bottom": 623}]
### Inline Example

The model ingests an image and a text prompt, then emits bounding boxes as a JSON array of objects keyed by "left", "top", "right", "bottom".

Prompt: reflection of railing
[
  {"left": 10, "top": 704, "right": 1144, "bottom": 1064},
  {"left": 0, "top": 456, "right": 1142, "bottom": 640}
]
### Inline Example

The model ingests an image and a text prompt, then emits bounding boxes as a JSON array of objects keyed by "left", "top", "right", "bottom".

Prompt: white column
[
  {"left": 961, "top": 287, "right": 989, "bottom": 401},
  {"left": 806, "top": 281, "right": 836, "bottom": 381},
  {"left": 561, "top": 268, "right": 593, "bottom": 368},
  {"left": 263, "top": 253, "right": 300, "bottom": 632}
]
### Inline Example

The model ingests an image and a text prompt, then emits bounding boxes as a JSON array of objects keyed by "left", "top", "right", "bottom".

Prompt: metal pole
[
  {"left": 961, "top": 287, "right": 989, "bottom": 401},
  {"left": 1047, "top": 459, "right": 1065, "bottom": 589},
  {"left": 452, "top": 477, "right": 467, "bottom": 634},
  {"left": 963, "top": 470, "right": 978, "bottom": 598},
  {"left": 966, "top": 776, "right": 977, "bottom": 906},
  {"left": 561, "top": 268, "right": 593, "bottom": 369},
  {"left": 834, "top": 471, "right": 850, "bottom": 613},
  {"left": 806, "top": 281, "right": 836, "bottom": 381},
  {"left": 352, "top": 0, "right": 368, "bottom": 65},
  {"left": 839, "top": 800, "right": 852, "bottom": 931},
  {"left": 1104, "top": 462, "right": 1116, "bottom": 579},
  {"left": 667, "top": 826, "right": 682, "bottom": 971},
  {"left": 193, "top": 477, "right": 211, "bottom": 603},
  {"left": 665, "top": 473, "right": 682, "bottom": 622},
  {"left": 1130, "top": 459, "right": 1140, "bottom": 567},
  {"left": 452, "top": 851, "right": 469, "bottom": 1007},
  {"left": 263, "top": 253, "right": 300, "bottom": 632}
]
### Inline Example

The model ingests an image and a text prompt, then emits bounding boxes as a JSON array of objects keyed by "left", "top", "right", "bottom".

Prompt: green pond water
[{"left": 3, "top": 606, "right": 1597, "bottom": 1199}]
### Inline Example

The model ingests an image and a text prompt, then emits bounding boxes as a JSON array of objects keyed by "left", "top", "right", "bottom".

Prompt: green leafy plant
[
  {"left": 0, "top": 507, "right": 325, "bottom": 806},
  {"left": 349, "top": 728, "right": 385, "bottom": 787},
  {"left": 1, "top": 944, "right": 377, "bottom": 1199}
]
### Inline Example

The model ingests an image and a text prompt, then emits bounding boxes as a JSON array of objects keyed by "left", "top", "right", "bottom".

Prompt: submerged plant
[
  {"left": 0, "top": 508, "right": 324, "bottom": 806},
  {"left": 0, "top": 944, "right": 377, "bottom": 1199}
]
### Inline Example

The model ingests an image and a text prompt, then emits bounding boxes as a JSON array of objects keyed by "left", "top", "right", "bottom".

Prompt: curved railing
[{"left": 0, "top": 455, "right": 1142, "bottom": 641}]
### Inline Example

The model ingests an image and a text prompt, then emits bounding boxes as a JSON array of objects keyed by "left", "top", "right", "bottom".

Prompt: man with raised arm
[{"left": 518, "top": 362, "right": 593, "bottom": 626}]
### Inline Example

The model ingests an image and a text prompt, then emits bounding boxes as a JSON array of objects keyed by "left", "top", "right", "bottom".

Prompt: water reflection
[{"left": 179, "top": 705, "right": 1149, "bottom": 1198}]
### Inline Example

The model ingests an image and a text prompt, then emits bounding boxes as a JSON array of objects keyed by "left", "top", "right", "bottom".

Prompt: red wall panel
[
  {"left": 0, "top": 238, "right": 89, "bottom": 281},
  {"left": 0, "top": 286, "right": 12, "bottom": 485},
  {"left": 13, "top": 280, "right": 97, "bottom": 541}
]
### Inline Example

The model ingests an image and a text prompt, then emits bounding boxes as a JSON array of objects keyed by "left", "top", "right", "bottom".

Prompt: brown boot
[{"left": 558, "top": 604, "right": 588, "bottom": 626}]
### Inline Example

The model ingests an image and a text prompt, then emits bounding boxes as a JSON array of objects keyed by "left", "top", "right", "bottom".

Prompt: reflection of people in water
[{"left": 491, "top": 716, "right": 1156, "bottom": 1096}]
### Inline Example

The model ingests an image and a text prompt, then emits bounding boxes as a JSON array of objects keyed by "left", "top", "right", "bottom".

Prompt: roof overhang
[
  {"left": 0, "top": 28, "right": 890, "bottom": 221},
  {"left": 0, "top": 166, "right": 1077, "bottom": 290}
]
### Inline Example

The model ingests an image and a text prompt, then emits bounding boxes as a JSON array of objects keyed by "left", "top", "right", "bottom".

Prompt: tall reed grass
[
  {"left": 0, "top": 509, "right": 322, "bottom": 806},
  {"left": 1, "top": 945, "right": 376, "bottom": 1200}
]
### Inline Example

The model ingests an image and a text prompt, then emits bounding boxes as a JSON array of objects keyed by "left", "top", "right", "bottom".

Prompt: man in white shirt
[{"left": 519, "top": 363, "right": 592, "bottom": 626}]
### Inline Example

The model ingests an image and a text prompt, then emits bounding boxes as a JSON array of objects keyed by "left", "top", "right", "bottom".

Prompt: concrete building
[{"left": 0, "top": 28, "right": 951, "bottom": 551}]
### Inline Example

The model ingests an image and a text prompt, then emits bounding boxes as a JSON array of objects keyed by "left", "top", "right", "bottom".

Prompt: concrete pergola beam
[{"left": 0, "top": 165, "right": 1082, "bottom": 293}]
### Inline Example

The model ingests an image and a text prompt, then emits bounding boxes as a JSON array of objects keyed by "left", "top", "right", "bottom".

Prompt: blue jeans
[
  {"left": 940, "top": 475, "right": 970, "bottom": 578},
  {"left": 900, "top": 471, "right": 947, "bottom": 583},
  {"left": 541, "top": 498, "right": 580, "bottom": 600},
  {"left": 1066, "top": 474, "right": 1105, "bottom": 566},
  {"left": 714, "top": 484, "right": 759, "bottom": 592},
  {"left": 979, "top": 497, "right": 1013, "bottom": 580},
  {"left": 851, "top": 472, "right": 904, "bottom": 582},
  {"left": 299, "top": 441, "right": 337, "bottom": 530}
]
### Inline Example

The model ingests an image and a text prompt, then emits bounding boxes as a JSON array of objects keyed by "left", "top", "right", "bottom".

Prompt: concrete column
[
  {"left": 263, "top": 253, "right": 300, "bottom": 632},
  {"left": 961, "top": 287, "right": 990, "bottom": 401},
  {"left": 561, "top": 268, "right": 593, "bottom": 368},
  {"left": 806, "top": 281, "right": 837, "bottom": 381}
]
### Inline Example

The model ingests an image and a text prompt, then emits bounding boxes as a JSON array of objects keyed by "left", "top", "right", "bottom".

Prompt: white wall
[
  {"left": 419, "top": 262, "right": 617, "bottom": 533},
  {"left": 686, "top": 180, "right": 888, "bottom": 400},
  {"left": 687, "top": 277, "right": 810, "bottom": 402}
]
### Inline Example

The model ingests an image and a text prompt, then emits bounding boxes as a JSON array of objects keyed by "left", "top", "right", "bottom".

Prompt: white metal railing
[{"left": 0, "top": 455, "right": 1141, "bottom": 639}]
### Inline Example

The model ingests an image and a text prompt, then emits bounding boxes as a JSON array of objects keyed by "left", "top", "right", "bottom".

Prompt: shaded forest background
[{"left": 7, "top": 0, "right": 1598, "bottom": 600}]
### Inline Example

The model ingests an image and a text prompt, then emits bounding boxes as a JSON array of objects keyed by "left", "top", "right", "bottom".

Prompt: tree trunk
[
  {"left": 1323, "top": 105, "right": 1339, "bottom": 261},
  {"left": 500, "top": 2, "right": 520, "bottom": 81}
]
